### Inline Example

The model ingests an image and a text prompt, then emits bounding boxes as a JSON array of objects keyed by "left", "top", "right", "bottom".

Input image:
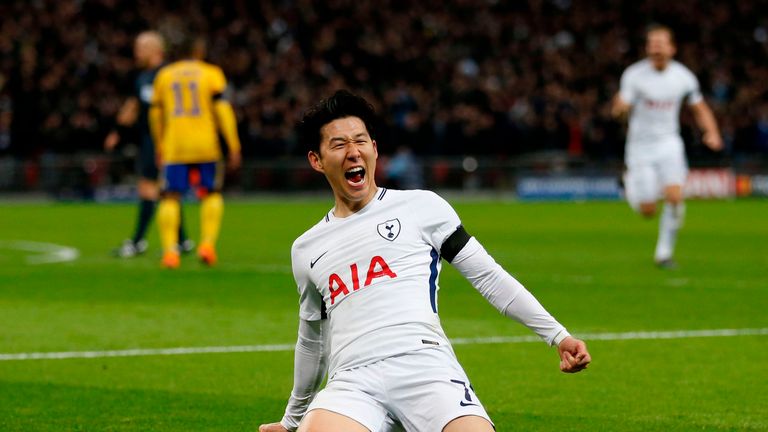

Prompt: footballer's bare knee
[
  {"left": 137, "top": 178, "right": 159, "bottom": 200},
  {"left": 639, "top": 202, "right": 657, "bottom": 218},
  {"left": 443, "top": 415, "right": 494, "bottom": 432},
  {"left": 298, "top": 409, "right": 370, "bottom": 432},
  {"left": 664, "top": 185, "right": 683, "bottom": 205}
]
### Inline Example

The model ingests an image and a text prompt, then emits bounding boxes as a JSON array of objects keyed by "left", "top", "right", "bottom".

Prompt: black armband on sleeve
[{"left": 441, "top": 225, "right": 471, "bottom": 263}]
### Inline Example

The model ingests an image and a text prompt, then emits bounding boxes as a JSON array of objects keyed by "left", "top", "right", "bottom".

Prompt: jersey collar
[{"left": 327, "top": 187, "right": 385, "bottom": 222}]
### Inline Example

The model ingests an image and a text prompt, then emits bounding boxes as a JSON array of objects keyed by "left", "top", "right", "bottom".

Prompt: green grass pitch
[{"left": 0, "top": 197, "right": 766, "bottom": 431}]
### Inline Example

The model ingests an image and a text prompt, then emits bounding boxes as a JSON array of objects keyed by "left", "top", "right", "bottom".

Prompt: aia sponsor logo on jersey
[
  {"left": 377, "top": 218, "right": 401, "bottom": 241},
  {"left": 643, "top": 99, "right": 675, "bottom": 110},
  {"left": 329, "top": 255, "right": 397, "bottom": 304}
]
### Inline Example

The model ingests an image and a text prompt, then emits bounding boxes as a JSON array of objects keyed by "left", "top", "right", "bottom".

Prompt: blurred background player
[
  {"left": 612, "top": 24, "right": 723, "bottom": 268},
  {"left": 150, "top": 33, "right": 242, "bottom": 269},
  {"left": 104, "top": 31, "right": 192, "bottom": 258}
]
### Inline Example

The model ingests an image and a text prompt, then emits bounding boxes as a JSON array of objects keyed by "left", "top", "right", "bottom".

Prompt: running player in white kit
[
  {"left": 612, "top": 25, "right": 723, "bottom": 268},
  {"left": 259, "top": 90, "right": 591, "bottom": 432}
]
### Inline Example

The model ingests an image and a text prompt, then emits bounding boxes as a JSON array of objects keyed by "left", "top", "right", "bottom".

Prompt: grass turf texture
[{"left": 0, "top": 198, "right": 766, "bottom": 431}]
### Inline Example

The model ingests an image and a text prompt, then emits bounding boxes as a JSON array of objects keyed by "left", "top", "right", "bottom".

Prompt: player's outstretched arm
[
  {"left": 557, "top": 336, "right": 591, "bottom": 373},
  {"left": 117, "top": 97, "right": 140, "bottom": 127},
  {"left": 449, "top": 235, "right": 566, "bottom": 343},
  {"left": 213, "top": 99, "right": 242, "bottom": 170},
  {"left": 690, "top": 101, "right": 723, "bottom": 151},
  {"left": 104, "top": 97, "right": 139, "bottom": 152},
  {"left": 103, "top": 130, "right": 121, "bottom": 152},
  {"left": 447, "top": 230, "right": 592, "bottom": 371},
  {"left": 260, "top": 318, "right": 328, "bottom": 432},
  {"left": 611, "top": 94, "right": 631, "bottom": 120}
]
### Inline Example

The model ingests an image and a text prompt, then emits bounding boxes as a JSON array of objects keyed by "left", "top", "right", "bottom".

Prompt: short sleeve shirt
[{"left": 619, "top": 59, "right": 702, "bottom": 145}]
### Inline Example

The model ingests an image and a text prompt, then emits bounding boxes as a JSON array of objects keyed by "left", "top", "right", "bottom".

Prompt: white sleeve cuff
[
  {"left": 280, "top": 417, "right": 298, "bottom": 432},
  {"left": 552, "top": 329, "right": 571, "bottom": 347}
]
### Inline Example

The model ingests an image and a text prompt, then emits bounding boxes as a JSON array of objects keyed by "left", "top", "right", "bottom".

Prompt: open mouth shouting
[{"left": 344, "top": 166, "right": 366, "bottom": 187}]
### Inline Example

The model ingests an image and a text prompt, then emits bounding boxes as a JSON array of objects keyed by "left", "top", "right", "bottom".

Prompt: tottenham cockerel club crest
[{"left": 377, "top": 218, "right": 401, "bottom": 241}]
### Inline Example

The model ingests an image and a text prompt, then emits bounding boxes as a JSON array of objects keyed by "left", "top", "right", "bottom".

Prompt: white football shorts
[
  {"left": 305, "top": 345, "right": 493, "bottom": 432},
  {"left": 624, "top": 144, "right": 688, "bottom": 209}
]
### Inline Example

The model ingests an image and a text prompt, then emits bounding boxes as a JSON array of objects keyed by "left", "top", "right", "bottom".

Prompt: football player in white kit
[
  {"left": 259, "top": 90, "right": 591, "bottom": 432},
  {"left": 612, "top": 25, "right": 723, "bottom": 268}
]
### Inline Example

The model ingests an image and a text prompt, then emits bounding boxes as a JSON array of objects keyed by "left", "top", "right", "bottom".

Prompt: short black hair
[{"left": 298, "top": 90, "right": 377, "bottom": 153}]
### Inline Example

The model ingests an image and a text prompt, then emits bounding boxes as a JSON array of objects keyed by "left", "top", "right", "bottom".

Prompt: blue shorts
[{"left": 162, "top": 161, "right": 223, "bottom": 194}]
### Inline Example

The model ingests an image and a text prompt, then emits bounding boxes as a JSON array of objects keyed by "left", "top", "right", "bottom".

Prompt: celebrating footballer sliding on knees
[{"left": 259, "top": 90, "right": 591, "bottom": 432}]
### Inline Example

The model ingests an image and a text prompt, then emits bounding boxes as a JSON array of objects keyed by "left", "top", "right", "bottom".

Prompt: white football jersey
[
  {"left": 620, "top": 59, "right": 702, "bottom": 161},
  {"left": 291, "top": 188, "right": 462, "bottom": 376}
]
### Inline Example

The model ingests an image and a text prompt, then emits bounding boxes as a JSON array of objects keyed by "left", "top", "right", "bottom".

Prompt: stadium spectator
[
  {"left": 150, "top": 33, "right": 241, "bottom": 269},
  {"left": 258, "top": 90, "right": 590, "bottom": 432},
  {"left": 612, "top": 25, "right": 722, "bottom": 268},
  {"left": 1, "top": 0, "right": 767, "bottom": 167},
  {"left": 105, "top": 31, "right": 192, "bottom": 258}
]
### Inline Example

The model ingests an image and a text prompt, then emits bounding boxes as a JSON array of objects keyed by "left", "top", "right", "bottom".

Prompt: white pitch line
[
  {"left": 451, "top": 327, "right": 768, "bottom": 345},
  {"left": 1, "top": 328, "right": 766, "bottom": 362},
  {"left": 0, "top": 343, "right": 296, "bottom": 361},
  {"left": 0, "top": 240, "right": 79, "bottom": 264}
]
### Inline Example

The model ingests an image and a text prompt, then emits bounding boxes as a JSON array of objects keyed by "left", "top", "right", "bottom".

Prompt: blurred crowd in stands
[{"left": 2, "top": 0, "right": 768, "bottom": 165}]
